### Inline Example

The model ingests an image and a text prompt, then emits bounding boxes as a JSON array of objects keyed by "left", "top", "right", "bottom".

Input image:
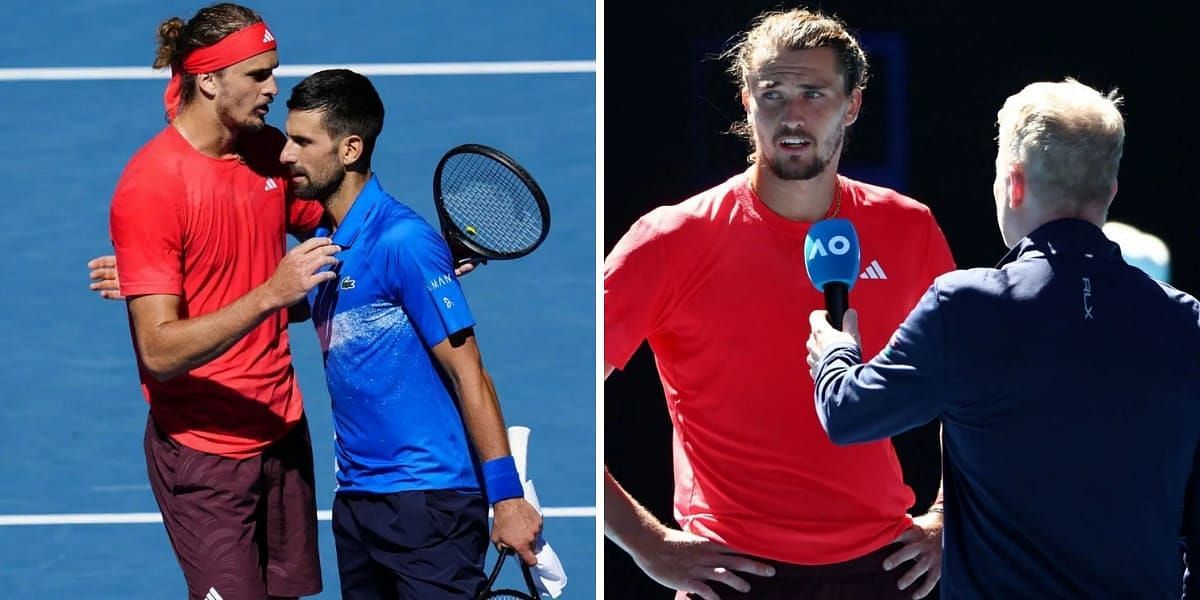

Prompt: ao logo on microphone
[
  {"left": 806, "top": 235, "right": 853, "bottom": 260},
  {"left": 804, "top": 218, "right": 862, "bottom": 292}
]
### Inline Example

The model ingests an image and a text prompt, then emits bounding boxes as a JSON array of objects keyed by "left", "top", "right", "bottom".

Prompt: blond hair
[
  {"left": 723, "top": 8, "right": 868, "bottom": 95},
  {"left": 996, "top": 78, "right": 1124, "bottom": 209}
]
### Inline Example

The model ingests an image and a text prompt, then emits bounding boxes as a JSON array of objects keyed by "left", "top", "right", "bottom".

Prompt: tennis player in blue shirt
[
  {"left": 278, "top": 69, "right": 542, "bottom": 599},
  {"left": 807, "top": 78, "right": 1200, "bottom": 598}
]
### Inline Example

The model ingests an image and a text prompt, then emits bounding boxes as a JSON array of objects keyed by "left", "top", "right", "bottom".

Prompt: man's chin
[
  {"left": 769, "top": 157, "right": 825, "bottom": 181},
  {"left": 240, "top": 117, "right": 267, "bottom": 133},
  {"left": 292, "top": 187, "right": 319, "bottom": 200}
]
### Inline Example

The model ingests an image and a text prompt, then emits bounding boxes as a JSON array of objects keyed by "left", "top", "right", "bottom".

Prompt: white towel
[
  {"left": 507, "top": 427, "right": 568, "bottom": 598},
  {"left": 521, "top": 479, "right": 567, "bottom": 597}
]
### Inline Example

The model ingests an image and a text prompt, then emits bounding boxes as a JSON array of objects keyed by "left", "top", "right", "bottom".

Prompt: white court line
[
  {"left": 0, "top": 506, "right": 595, "bottom": 526},
  {"left": 0, "top": 60, "right": 596, "bottom": 82}
]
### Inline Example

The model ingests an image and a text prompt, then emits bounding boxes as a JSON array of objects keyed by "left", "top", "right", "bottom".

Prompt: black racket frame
[
  {"left": 477, "top": 546, "right": 540, "bottom": 599},
  {"left": 433, "top": 143, "right": 551, "bottom": 267}
]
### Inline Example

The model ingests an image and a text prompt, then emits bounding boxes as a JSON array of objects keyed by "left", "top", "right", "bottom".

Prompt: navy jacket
[{"left": 815, "top": 219, "right": 1200, "bottom": 599}]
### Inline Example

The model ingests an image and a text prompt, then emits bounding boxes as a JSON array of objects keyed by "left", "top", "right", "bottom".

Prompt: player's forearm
[
  {"left": 135, "top": 285, "right": 285, "bottom": 381},
  {"left": 604, "top": 468, "right": 666, "bottom": 558},
  {"left": 453, "top": 367, "right": 513, "bottom": 461}
]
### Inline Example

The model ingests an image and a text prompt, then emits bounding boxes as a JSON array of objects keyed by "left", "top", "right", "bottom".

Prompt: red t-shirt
[
  {"left": 605, "top": 170, "right": 955, "bottom": 565},
  {"left": 109, "top": 125, "right": 324, "bottom": 459}
]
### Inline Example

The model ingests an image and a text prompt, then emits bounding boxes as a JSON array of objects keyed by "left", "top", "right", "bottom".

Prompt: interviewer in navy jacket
[{"left": 806, "top": 78, "right": 1200, "bottom": 599}]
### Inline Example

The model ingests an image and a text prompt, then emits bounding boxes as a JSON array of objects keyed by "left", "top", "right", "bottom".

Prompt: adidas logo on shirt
[
  {"left": 262, "top": 30, "right": 275, "bottom": 43},
  {"left": 205, "top": 588, "right": 225, "bottom": 600},
  {"left": 859, "top": 259, "right": 888, "bottom": 280},
  {"left": 264, "top": 178, "right": 278, "bottom": 191}
]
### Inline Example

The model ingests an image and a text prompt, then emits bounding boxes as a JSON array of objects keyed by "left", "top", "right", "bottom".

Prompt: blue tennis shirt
[
  {"left": 815, "top": 219, "right": 1200, "bottom": 598},
  {"left": 309, "top": 175, "right": 480, "bottom": 495}
]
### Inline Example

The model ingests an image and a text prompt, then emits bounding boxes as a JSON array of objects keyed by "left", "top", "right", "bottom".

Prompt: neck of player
[
  {"left": 173, "top": 105, "right": 241, "bottom": 159},
  {"left": 325, "top": 170, "right": 372, "bottom": 229},
  {"left": 750, "top": 157, "right": 840, "bottom": 222}
]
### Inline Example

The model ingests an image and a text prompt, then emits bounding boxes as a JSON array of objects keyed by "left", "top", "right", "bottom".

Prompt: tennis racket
[
  {"left": 433, "top": 144, "right": 551, "bottom": 269},
  {"left": 477, "top": 546, "right": 540, "bottom": 600}
]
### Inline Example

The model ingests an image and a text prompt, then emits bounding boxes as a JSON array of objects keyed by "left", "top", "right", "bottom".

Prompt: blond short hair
[{"left": 996, "top": 78, "right": 1125, "bottom": 209}]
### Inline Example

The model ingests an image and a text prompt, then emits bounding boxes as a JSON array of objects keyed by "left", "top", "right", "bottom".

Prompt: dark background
[{"left": 604, "top": 1, "right": 1197, "bottom": 597}]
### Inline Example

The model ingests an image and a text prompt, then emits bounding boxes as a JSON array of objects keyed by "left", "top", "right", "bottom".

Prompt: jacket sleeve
[
  {"left": 815, "top": 283, "right": 949, "bottom": 445},
  {"left": 1185, "top": 441, "right": 1200, "bottom": 598}
]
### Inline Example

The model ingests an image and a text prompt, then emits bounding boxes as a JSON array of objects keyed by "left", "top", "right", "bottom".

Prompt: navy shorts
[{"left": 333, "top": 489, "right": 489, "bottom": 600}]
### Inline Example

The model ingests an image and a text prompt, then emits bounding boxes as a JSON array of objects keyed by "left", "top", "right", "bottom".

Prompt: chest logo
[
  {"left": 264, "top": 178, "right": 278, "bottom": 191},
  {"left": 1082, "top": 277, "right": 1094, "bottom": 320},
  {"left": 340, "top": 276, "right": 356, "bottom": 290},
  {"left": 859, "top": 259, "right": 888, "bottom": 280}
]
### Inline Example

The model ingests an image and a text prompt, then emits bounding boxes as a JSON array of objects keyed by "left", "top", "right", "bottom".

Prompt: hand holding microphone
[
  {"left": 804, "top": 218, "right": 863, "bottom": 379},
  {"left": 803, "top": 219, "right": 861, "bottom": 330}
]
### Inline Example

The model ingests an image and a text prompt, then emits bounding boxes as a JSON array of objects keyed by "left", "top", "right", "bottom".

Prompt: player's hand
[
  {"left": 87, "top": 255, "right": 123, "bottom": 300},
  {"left": 263, "top": 237, "right": 340, "bottom": 308},
  {"left": 491, "top": 497, "right": 543, "bottom": 566},
  {"left": 454, "top": 262, "right": 476, "bottom": 277},
  {"left": 807, "top": 308, "right": 861, "bottom": 379},
  {"left": 631, "top": 527, "right": 775, "bottom": 600},
  {"left": 884, "top": 511, "right": 943, "bottom": 599}
]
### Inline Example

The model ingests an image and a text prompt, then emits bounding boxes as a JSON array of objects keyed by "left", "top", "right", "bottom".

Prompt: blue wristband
[{"left": 482, "top": 456, "right": 523, "bottom": 504}]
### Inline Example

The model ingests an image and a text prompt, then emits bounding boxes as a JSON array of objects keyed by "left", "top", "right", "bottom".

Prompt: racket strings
[
  {"left": 479, "top": 591, "right": 536, "bottom": 600},
  {"left": 440, "top": 154, "right": 545, "bottom": 255}
]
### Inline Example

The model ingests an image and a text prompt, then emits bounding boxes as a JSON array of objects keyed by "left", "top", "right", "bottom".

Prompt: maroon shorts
[
  {"left": 682, "top": 544, "right": 918, "bottom": 600},
  {"left": 144, "top": 412, "right": 322, "bottom": 600}
]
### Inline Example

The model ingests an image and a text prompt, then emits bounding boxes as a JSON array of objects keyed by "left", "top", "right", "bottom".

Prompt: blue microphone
[{"left": 804, "top": 218, "right": 861, "bottom": 330}]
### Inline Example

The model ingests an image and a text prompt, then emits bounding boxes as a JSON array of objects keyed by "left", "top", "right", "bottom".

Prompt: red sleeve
[
  {"left": 603, "top": 213, "right": 681, "bottom": 370},
  {"left": 109, "top": 160, "right": 185, "bottom": 297},
  {"left": 286, "top": 193, "right": 324, "bottom": 237},
  {"left": 922, "top": 208, "right": 956, "bottom": 282}
]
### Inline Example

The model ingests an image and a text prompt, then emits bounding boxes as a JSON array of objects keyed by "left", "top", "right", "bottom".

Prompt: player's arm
[
  {"left": 429, "top": 330, "right": 542, "bottom": 565},
  {"left": 129, "top": 237, "right": 338, "bottom": 381},
  {"left": 604, "top": 362, "right": 775, "bottom": 600},
  {"left": 807, "top": 284, "right": 950, "bottom": 445}
]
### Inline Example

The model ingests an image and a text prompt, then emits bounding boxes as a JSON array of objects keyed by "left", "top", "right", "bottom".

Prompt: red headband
[{"left": 163, "top": 21, "right": 278, "bottom": 120}]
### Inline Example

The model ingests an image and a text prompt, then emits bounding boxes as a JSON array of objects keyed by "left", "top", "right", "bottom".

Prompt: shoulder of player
[
  {"left": 371, "top": 195, "right": 441, "bottom": 247},
  {"left": 113, "top": 129, "right": 188, "bottom": 196},
  {"left": 842, "top": 176, "right": 935, "bottom": 220},
  {"left": 632, "top": 176, "right": 743, "bottom": 238},
  {"left": 120, "top": 127, "right": 182, "bottom": 172}
]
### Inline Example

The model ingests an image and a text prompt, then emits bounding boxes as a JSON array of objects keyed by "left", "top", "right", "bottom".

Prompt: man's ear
[
  {"left": 197, "top": 72, "right": 219, "bottom": 99},
  {"left": 340, "top": 134, "right": 364, "bottom": 167},
  {"left": 1007, "top": 163, "right": 1025, "bottom": 209}
]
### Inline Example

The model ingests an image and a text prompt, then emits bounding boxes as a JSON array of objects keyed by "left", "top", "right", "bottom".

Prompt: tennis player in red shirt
[
  {"left": 605, "top": 9, "right": 954, "bottom": 599},
  {"left": 102, "top": 4, "right": 336, "bottom": 599}
]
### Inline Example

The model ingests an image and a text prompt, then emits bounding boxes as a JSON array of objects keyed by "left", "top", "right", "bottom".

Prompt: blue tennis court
[{"left": 0, "top": 1, "right": 595, "bottom": 597}]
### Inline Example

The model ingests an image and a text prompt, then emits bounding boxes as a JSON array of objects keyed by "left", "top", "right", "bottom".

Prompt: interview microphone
[{"left": 804, "top": 218, "right": 861, "bottom": 330}]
